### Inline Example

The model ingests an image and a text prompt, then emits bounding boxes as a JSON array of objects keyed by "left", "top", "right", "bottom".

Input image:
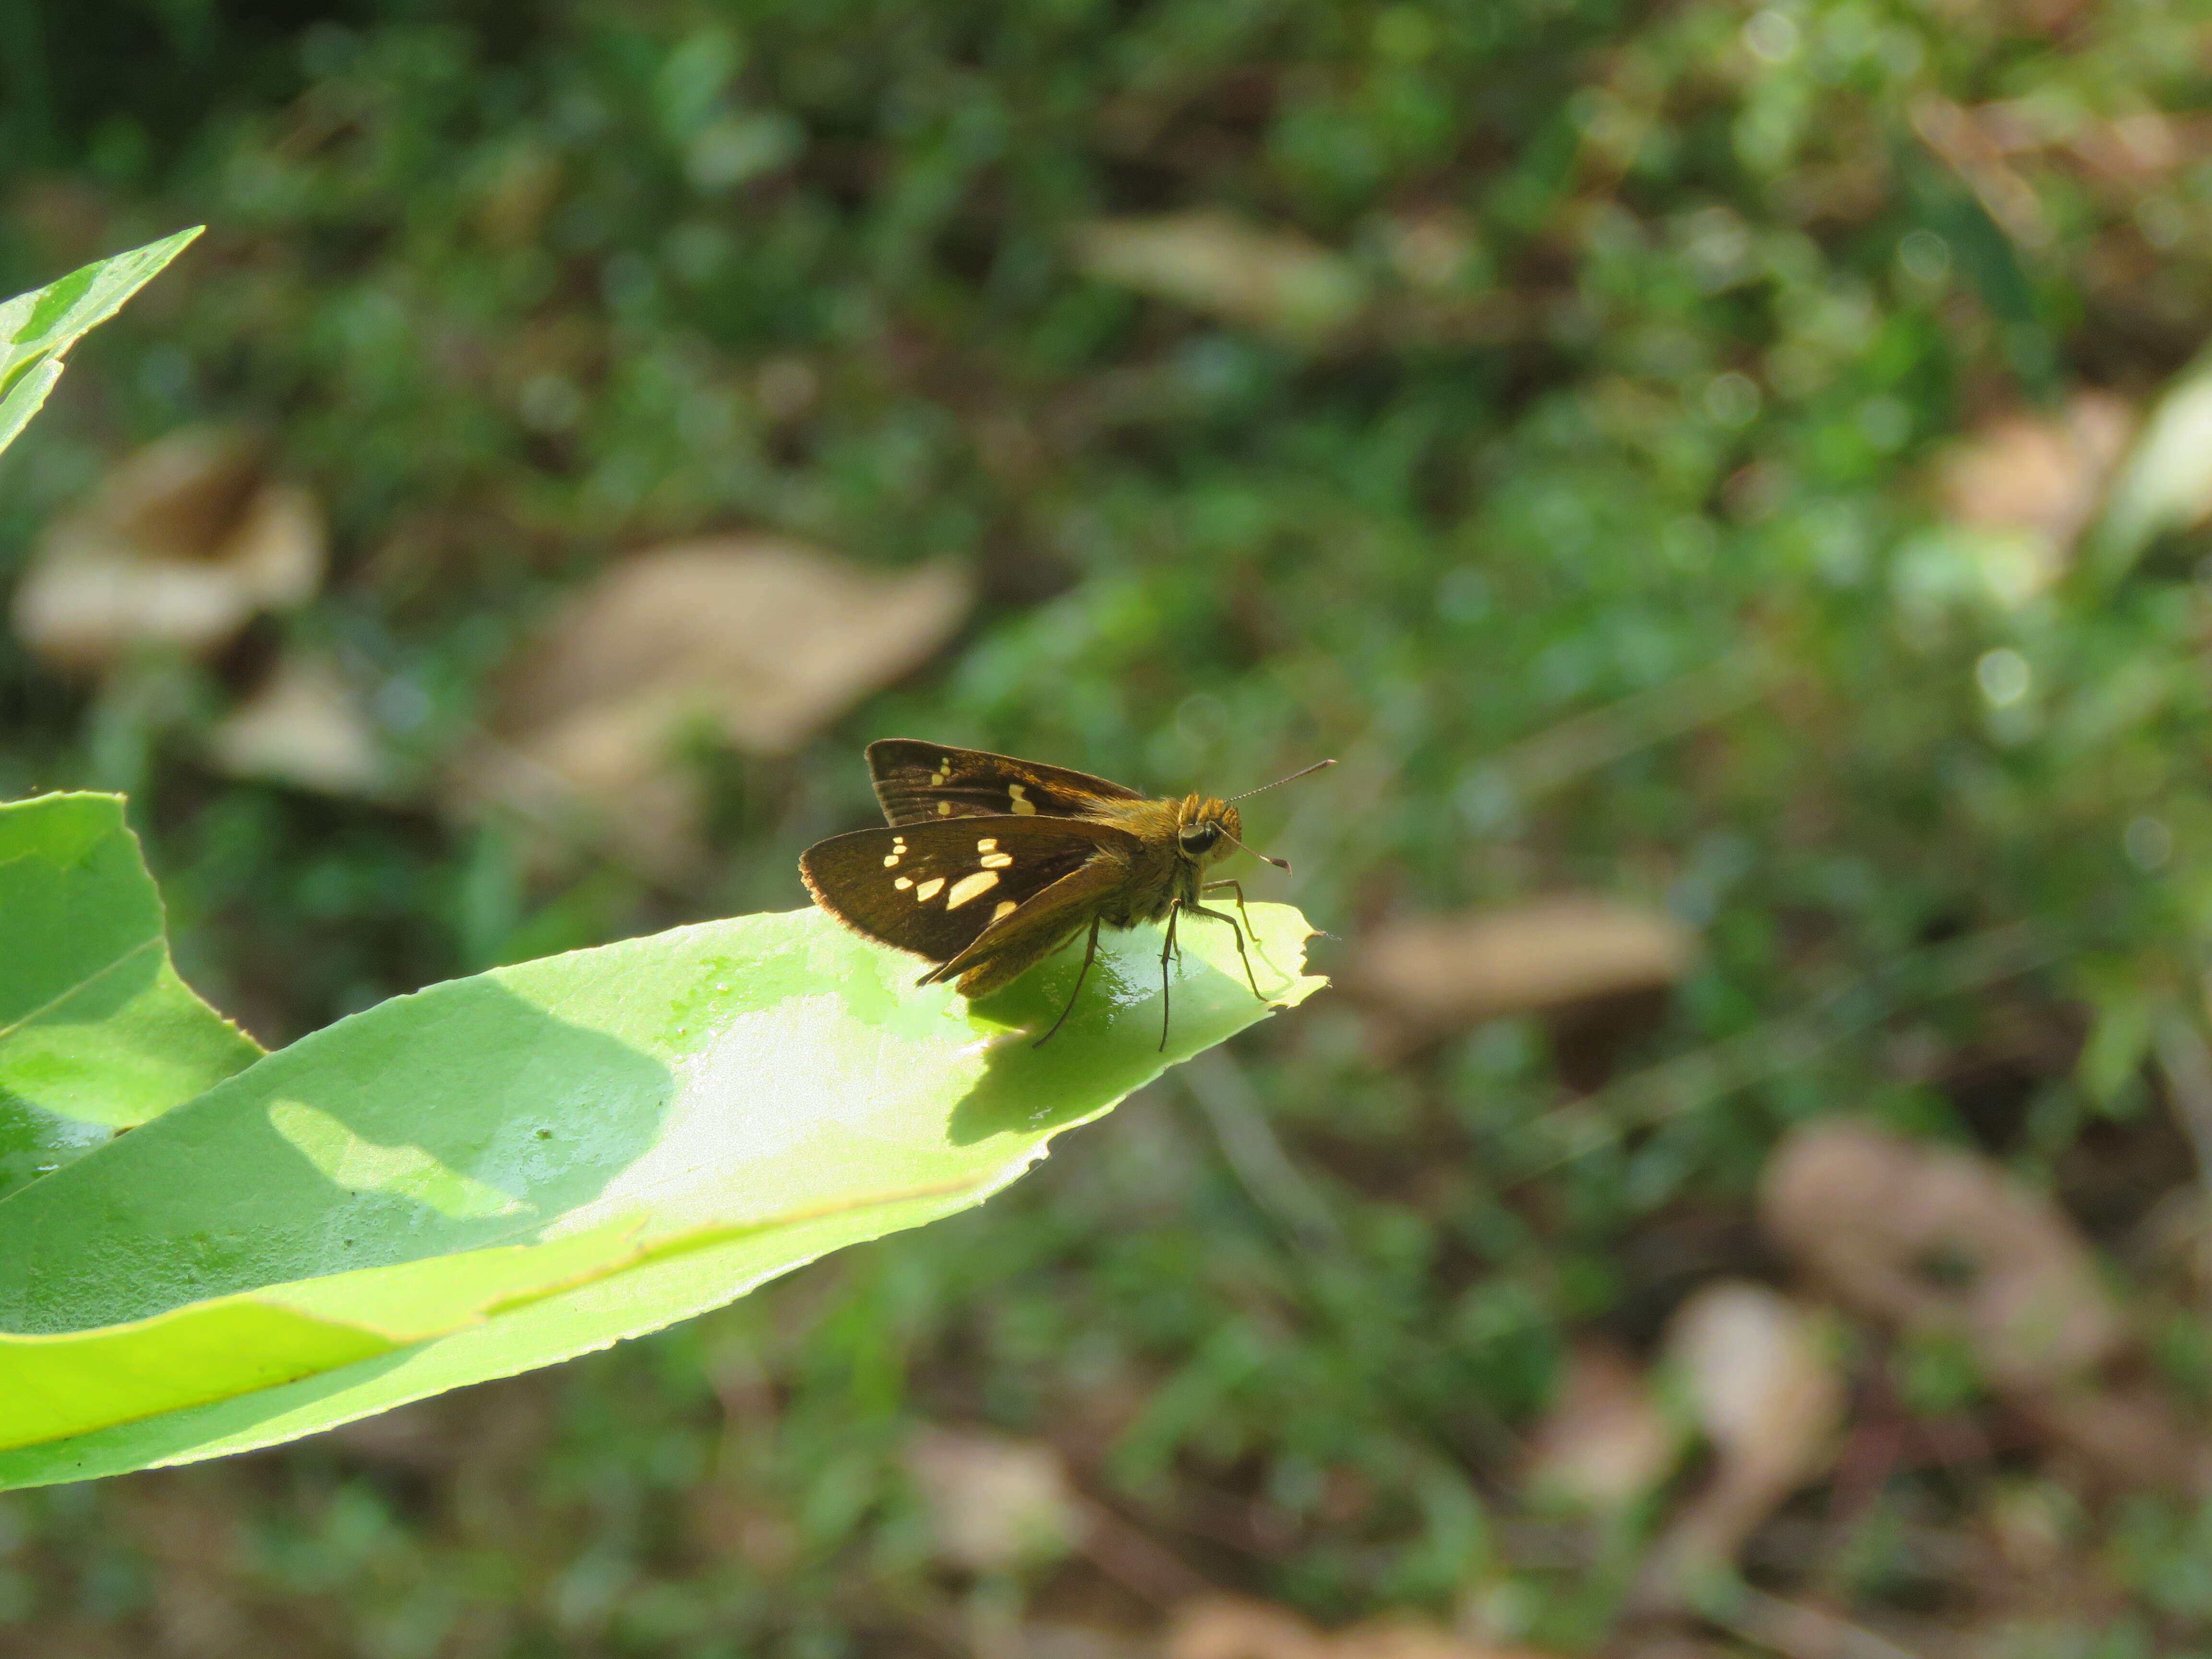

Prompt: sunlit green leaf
[
  {"left": 2091, "top": 358, "right": 2212, "bottom": 578},
  {"left": 0, "top": 902, "right": 1321, "bottom": 1487},
  {"left": 0, "top": 227, "right": 201, "bottom": 462},
  {"left": 0, "top": 793, "right": 262, "bottom": 1199}
]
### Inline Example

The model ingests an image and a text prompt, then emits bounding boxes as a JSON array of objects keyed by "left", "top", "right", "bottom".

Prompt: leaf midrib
[{"left": 0, "top": 937, "right": 161, "bottom": 1046}]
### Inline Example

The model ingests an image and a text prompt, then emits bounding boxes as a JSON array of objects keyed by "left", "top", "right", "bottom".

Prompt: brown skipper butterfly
[{"left": 800, "top": 740, "right": 1332, "bottom": 1047}]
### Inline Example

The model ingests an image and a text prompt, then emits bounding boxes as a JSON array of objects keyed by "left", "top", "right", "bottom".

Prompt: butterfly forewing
[
  {"left": 866, "top": 739, "right": 1142, "bottom": 828},
  {"left": 921, "top": 856, "right": 1130, "bottom": 997},
  {"left": 798, "top": 815, "right": 1137, "bottom": 967}
]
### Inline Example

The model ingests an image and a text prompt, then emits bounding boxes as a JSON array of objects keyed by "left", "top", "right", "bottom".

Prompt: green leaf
[
  {"left": 2090, "top": 354, "right": 2212, "bottom": 580},
  {"left": 0, "top": 227, "right": 203, "bottom": 464},
  {"left": 0, "top": 1223, "right": 644, "bottom": 1451},
  {"left": 2076, "top": 970, "right": 2157, "bottom": 1112},
  {"left": 0, "top": 793, "right": 262, "bottom": 1198},
  {"left": 0, "top": 902, "right": 1322, "bottom": 1488}
]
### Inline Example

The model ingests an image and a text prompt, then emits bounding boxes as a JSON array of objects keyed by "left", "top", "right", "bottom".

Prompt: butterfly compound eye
[{"left": 1178, "top": 822, "right": 1221, "bottom": 855}]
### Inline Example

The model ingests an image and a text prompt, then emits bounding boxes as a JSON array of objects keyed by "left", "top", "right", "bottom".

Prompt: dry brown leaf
[
  {"left": 904, "top": 1426, "right": 1082, "bottom": 1574},
  {"left": 12, "top": 427, "right": 324, "bottom": 672},
  {"left": 2061, "top": 112, "right": 2195, "bottom": 180},
  {"left": 1163, "top": 1597, "right": 1555, "bottom": 1659},
  {"left": 1911, "top": 97, "right": 2054, "bottom": 250},
  {"left": 1345, "top": 897, "right": 1696, "bottom": 1042},
  {"left": 1924, "top": 96, "right": 2211, "bottom": 182},
  {"left": 490, "top": 538, "right": 971, "bottom": 757},
  {"left": 1166, "top": 1597, "right": 1331, "bottom": 1659},
  {"left": 1935, "top": 392, "right": 2133, "bottom": 604},
  {"left": 207, "top": 650, "right": 389, "bottom": 797},
  {"left": 1021, "top": 1625, "right": 1154, "bottom": 1659},
  {"left": 1645, "top": 1281, "right": 1844, "bottom": 1590},
  {"left": 454, "top": 536, "right": 970, "bottom": 877},
  {"left": 1333, "top": 1621, "right": 1551, "bottom": 1659},
  {"left": 1762, "top": 1122, "right": 2121, "bottom": 1391},
  {"left": 1940, "top": 393, "right": 2133, "bottom": 542},
  {"left": 1071, "top": 213, "right": 1368, "bottom": 345},
  {"left": 1522, "top": 1342, "right": 1678, "bottom": 1513},
  {"left": 457, "top": 717, "right": 707, "bottom": 883},
  {"left": 1761, "top": 1120, "right": 2212, "bottom": 1491}
]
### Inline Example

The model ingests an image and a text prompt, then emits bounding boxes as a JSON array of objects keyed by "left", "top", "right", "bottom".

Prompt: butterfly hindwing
[
  {"left": 866, "top": 739, "right": 1143, "bottom": 828},
  {"left": 920, "top": 856, "right": 1132, "bottom": 998},
  {"left": 799, "top": 814, "right": 1137, "bottom": 966}
]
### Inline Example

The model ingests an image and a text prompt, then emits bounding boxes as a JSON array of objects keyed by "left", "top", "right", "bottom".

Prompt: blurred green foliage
[{"left": 7, "top": 0, "right": 2212, "bottom": 1652}]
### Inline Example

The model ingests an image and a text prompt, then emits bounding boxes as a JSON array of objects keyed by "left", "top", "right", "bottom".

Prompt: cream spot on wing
[
  {"left": 895, "top": 877, "right": 913, "bottom": 890},
  {"left": 978, "top": 853, "right": 1013, "bottom": 868},
  {"left": 914, "top": 877, "right": 945, "bottom": 902},
  {"left": 991, "top": 900, "right": 1018, "bottom": 921},
  {"left": 882, "top": 854, "right": 901, "bottom": 867},
  {"left": 937, "top": 801, "right": 953, "bottom": 816},
  {"left": 1008, "top": 783, "right": 1038, "bottom": 816},
  {"left": 945, "top": 870, "right": 999, "bottom": 908},
  {"left": 976, "top": 837, "right": 998, "bottom": 852}
]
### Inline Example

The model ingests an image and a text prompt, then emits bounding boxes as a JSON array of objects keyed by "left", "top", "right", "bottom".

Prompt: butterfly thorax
[{"left": 1081, "top": 793, "right": 1244, "bottom": 927}]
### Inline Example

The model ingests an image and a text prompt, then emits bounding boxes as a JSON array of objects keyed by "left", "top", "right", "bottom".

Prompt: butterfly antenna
[
  {"left": 1227, "top": 757, "right": 1335, "bottom": 802},
  {"left": 1219, "top": 758, "right": 1330, "bottom": 872},
  {"left": 1219, "top": 830, "right": 1292, "bottom": 872}
]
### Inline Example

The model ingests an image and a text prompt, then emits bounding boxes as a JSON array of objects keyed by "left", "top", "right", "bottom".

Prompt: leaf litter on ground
[
  {"left": 1762, "top": 1119, "right": 2211, "bottom": 1493},
  {"left": 450, "top": 536, "right": 972, "bottom": 878},
  {"left": 12, "top": 426, "right": 324, "bottom": 673},
  {"left": 1344, "top": 896, "right": 1696, "bottom": 1054},
  {"left": 1639, "top": 1281, "right": 1846, "bottom": 1603},
  {"left": 1520, "top": 1341, "right": 1678, "bottom": 1516},
  {"left": 1163, "top": 1594, "right": 1558, "bottom": 1659}
]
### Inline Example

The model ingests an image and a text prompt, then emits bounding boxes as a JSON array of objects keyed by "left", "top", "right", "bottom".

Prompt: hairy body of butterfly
[{"left": 801, "top": 740, "right": 1325, "bottom": 1047}]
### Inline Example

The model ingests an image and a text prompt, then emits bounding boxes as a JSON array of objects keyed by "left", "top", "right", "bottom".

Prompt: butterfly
[{"left": 800, "top": 740, "right": 1330, "bottom": 1047}]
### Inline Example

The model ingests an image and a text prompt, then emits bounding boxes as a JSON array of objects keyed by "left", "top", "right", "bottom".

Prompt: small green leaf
[
  {"left": 2090, "top": 354, "right": 2212, "bottom": 579},
  {"left": 0, "top": 793, "right": 262, "bottom": 1197},
  {"left": 0, "top": 360, "right": 64, "bottom": 463},
  {"left": 0, "top": 227, "right": 203, "bottom": 463},
  {"left": 2078, "top": 987, "right": 2155, "bottom": 1111},
  {"left": 0, "top": 902, "right": 1322, "bottom": 1487}
]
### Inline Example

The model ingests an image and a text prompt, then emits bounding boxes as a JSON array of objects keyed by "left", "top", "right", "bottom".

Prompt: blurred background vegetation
[{"left": 8, "top": 0, "right": 2212, "bottom": 1653}]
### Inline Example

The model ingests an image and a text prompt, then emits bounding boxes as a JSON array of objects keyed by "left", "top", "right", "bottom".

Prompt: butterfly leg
[
  {"left": 1203, "top": 878, "right": 1280, "bottom": 980},
  {"left": 1158, "top": 901, "right": 1182, "bottom": 1051},
  {"left": 1184, "top": 900, "right": 1266, "bottom": 1003},
  {"left": 1201, "top": 878, "right": 1253, "bottom": 932},
  {"left": 1033, "top": 917, "right": 1102, "bottom": 1049}
]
